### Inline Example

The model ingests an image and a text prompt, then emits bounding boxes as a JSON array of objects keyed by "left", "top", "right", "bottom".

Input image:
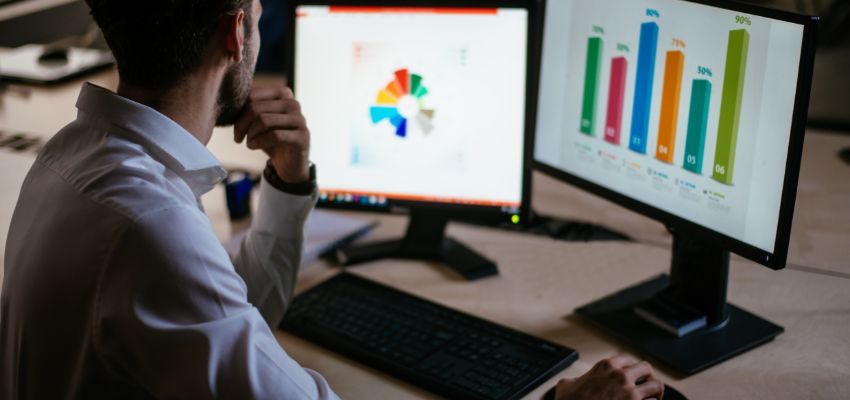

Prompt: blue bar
[{"left": 629, "top": 22, "right": 659, "bottom": 154}]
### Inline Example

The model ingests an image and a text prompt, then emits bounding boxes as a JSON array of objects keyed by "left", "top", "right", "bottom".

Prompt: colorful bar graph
[
  {"left": 629, "top": 22, "right": 659, "bottom": 154},
  {"left": 713, "top": 29, "right": 750, "bottom": 185},
  {"left": 604, "top": 57, "right": 628, "bottom": 145},
  {"left": 683, "top": 80, "right": 712, "bottom": 174},
  {"left": 655, "top": 50, "right": 685, "bottom": 163},
  {"left": 580, "top": 37, "right": 603, "bottom": 135}
]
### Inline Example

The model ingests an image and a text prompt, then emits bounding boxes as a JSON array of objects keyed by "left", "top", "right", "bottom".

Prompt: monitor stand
[
  {"left": 334, "top": 209, "right": 499, "bottom": 280},
  {"left": 575, "top": 232, "right": 784, "bottom": 375},
  {"left": 459, "top": 210, "right": 630, "bottom": 242}
]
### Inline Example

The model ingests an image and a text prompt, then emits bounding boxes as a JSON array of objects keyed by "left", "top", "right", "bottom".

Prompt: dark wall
[{"left": 0, "top": 0, "right": 95, "bottom": 47}]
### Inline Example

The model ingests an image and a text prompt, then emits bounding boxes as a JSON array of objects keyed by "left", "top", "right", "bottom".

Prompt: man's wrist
[{"left": 263, "top": 159, "right": 316, "bottom": 196}]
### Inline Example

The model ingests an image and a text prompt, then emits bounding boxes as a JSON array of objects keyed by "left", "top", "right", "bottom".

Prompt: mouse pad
[{"left": 541, "top": 383, "right": 688, "bottom": 399}]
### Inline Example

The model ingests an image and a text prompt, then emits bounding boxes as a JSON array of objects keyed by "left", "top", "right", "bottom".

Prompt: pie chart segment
[
  {"left": 396, "top": 118, "right": 408, "bottom": 138},
  {"left": 394, "top": 69, "right": 410, "bottom": 94},
  {"left": 376, "top": 90, "right": 398, "bottom": 105},
  {"left": 370, "top": 106, "right": 399, "bottom": 124},
  {"left": 369, "top": 68, "right": 435, "bottom": 138},
  {"left": 414, "top": 85, "right": 428, "bottom": 99},
  {"left": 385, "top": 80, "right": 404, "bottom": 98},
  {"left": 410, "top": 74, "right": 423, "bottom": 96}
]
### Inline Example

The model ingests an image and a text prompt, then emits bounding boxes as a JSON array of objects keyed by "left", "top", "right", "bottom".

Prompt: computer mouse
[{"left": 38, "top": 47, "right": 69, "bottom": 65}]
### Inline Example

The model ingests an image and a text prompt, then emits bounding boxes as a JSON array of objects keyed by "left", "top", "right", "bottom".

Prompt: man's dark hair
[{"left": 86, "top": 0, "right": 253, "bottom": 88}]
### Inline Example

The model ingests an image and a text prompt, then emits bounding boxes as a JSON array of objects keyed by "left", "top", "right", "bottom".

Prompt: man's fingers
[
  {"left": 624, "top": 361, "right": 653, "bottom": 384},
  {"left": 250, "top": 86, "right": 294, "bottom": 101},
  {"left": 635, "top": 378, "right": 664, "bottom": 399},
  {"left": 235, "top": 99, "right": 302, "bottom": 143},
  {"left": 246, "top": 129, "right": 303, "bottom": 150},
  {"left": 599, "top": 355, "right": 636, "bottom": 371},
  {"left": 243, "top": 113, "right": 305, "bottom": 143}
]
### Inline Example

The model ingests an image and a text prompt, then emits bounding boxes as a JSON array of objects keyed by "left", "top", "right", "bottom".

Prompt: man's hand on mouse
[
  {"left": 554, "top": 355, "right": 664, "bottom": 400},
  {"left": 234, "top": 86, "right": 311, "bottom": 183}
]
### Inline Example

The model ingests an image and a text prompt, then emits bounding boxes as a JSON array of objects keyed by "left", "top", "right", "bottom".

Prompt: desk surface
[{"left": 1, "top": 70, "right": 849, "bottom": 399}]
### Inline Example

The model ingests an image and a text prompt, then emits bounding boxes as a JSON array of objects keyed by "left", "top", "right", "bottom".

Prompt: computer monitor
[
  {"left": 286, "top": 0, "right": 538, "bottom": 280},
  {"left": 533, "top": 0, "right": 817, "bottom": 374}
]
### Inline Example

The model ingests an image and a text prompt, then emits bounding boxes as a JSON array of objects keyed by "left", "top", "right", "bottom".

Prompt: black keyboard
[{"left": 281, "top": 273, "right": 578, "bottom": 400}]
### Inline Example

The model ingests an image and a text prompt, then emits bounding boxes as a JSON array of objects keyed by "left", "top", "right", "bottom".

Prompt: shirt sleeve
[
  {"left": 231, "top": 175, "right": 318, "bottom": 327},
  {"left": 96, "top": 203, "right": 337, "bottom": 400}
]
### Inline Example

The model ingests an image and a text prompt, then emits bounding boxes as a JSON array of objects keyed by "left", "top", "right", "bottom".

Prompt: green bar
[
  {"left": 712, "top": 29, "right": 749, "bottom": 184},
  {"left": 580, "top": 37, "right": 603, "bottom": 135}
]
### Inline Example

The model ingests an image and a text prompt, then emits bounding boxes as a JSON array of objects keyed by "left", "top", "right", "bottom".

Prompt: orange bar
[
  {"left": 655, "top": 50, "right": 685, "bottom": 163},
  {"left": 328, "top": 6, "right": 498, "bottom": 15},
  {"left": 321, "top": 188, "right": 520, "bottom": 208}
]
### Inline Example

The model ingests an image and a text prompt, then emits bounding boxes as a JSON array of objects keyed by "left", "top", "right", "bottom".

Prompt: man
[{"left": 0, "top": 1, "right": 664, "bottom": 399}]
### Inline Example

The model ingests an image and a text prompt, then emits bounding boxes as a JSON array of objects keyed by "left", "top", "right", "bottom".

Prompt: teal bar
[{"left": 683, "top": 80, "right": 712, "bottom": 174}]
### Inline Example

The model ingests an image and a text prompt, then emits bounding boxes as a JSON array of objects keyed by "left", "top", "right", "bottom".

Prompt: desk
[{"left": 1, "top": 70, "right": 849, "bottom": 399}]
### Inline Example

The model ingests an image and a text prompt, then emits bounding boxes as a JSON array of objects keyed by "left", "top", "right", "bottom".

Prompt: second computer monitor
[
  {"left": 534, "top": 0, "right": 812, "bottom": 266},
  {"left": 533, "top": 0, "right": 817, "bottom": 374}
]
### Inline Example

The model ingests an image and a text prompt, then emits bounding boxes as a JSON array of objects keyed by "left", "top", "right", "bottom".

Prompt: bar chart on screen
[
  {"left": 536, "top": 0, "right": 803, "bottom": 250},
  {"left": 553, "top": 0, "right": 776, "bottom": 240},
  {"left": 565, "top": 0, "right": 771, "bottom": 187}
]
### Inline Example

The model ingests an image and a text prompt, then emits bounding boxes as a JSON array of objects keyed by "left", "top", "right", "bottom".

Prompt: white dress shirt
[{"left": 0, "top": 83, "right": 339, "bottom": 399}]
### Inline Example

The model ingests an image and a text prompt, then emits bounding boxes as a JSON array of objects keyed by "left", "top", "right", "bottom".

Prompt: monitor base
[
  {"left": 335, "top": 210, "right": 498, "bottom": 281},
  {"left": 576, "top": 274, "right": 783, "bottom": 376},
  {"left": 460, "top": 210, "right": 631, "bottom": 242}
]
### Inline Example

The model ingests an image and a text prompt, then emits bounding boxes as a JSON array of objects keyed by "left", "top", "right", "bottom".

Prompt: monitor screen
[
  {"left": 534, "top": 0, "right": 807, "bottom": 255},
  {"left": 293, "top": 5, "right": 529, "bottom": 217}
]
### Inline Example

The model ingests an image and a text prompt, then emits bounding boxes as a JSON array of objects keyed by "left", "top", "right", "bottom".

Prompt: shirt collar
[{"left": 75, "top": 82, "right": 227, "bottom": 196}]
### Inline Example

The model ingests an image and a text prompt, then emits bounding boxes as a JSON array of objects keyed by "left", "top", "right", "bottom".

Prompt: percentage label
[
  {"left": 672, "top": 38, "right": 686, "bottom": 48},
  {"left": 592, "top": 25, "right": 605, "bottom": 34},
  {"left": 735, "top": 15, "right": 752, "bottom": 25},
  {"left": 617, "top": 43, "right": 630, "bottom": 52},
  {"left": 698, "top": 66, "right": 713, "bottom": 77},
  {"left": 646, "top": 9, "right": 660, "bottom": 18}
]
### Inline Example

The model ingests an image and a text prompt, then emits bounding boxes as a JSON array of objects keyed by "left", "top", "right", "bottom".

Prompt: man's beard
[{"left": 215, "top": 45, "right": 255, "bottom": 127}]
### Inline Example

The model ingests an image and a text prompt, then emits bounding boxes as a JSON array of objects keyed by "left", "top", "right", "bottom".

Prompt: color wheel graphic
[{"left": 369, "top": 68, "right": 435, "bottom": 138}]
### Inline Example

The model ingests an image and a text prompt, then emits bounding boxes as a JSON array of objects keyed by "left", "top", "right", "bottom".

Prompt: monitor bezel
[
  {"left": 284, "top": 0, "right": 540, "bottom": 224},
  {"left": 532, "top": 0, "right": 818, "bottom": 269}
]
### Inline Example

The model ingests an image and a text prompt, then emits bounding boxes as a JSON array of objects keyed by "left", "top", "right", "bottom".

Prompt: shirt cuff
[{"left": 252, "top": 174, "right": 318, "bottom": 237}]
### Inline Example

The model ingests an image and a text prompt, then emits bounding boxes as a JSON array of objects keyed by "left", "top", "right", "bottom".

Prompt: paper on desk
[{"left": 223, "top": 209, "right": 377, "bottom": 268}]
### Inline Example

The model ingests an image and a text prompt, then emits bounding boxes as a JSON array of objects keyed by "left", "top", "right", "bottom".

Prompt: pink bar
[{"left": 604, "top": 57, "right": 628, "bottom": 145}]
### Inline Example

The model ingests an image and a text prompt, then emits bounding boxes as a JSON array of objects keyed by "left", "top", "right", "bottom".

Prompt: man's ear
[{"left": 223, "top": 10, "right": 246, "bottom": 63}]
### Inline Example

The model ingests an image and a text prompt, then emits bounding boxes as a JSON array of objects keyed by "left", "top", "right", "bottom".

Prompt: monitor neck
[
  {"left": 334, "top": 208, "right": 499, "bottom": 280},
  {"left": 400, "top": 209, "right": 449, "bottom": 258},
  {"left": 666, "top": 231, "right": 731, "bottom": 327}
]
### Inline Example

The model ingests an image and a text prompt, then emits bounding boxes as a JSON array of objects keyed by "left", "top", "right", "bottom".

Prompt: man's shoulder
[{"left": 32, "top": 128, "right": 196, "bottom": 223}]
